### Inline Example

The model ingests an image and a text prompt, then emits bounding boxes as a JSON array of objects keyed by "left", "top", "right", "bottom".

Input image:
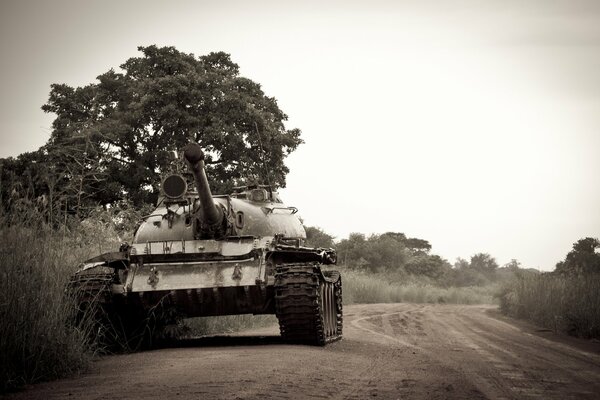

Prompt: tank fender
[{"left": 78, "top": 251, "right": 129, "bottom": 272}]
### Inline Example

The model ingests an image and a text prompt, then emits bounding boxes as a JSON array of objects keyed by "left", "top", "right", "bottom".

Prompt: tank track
[
  {"left": 68, "top": 272, "right": 119, "bottom": 348},
  {"left": 68, "top": 272, "right": 114, "bottom": 312},
  {"left": 68, "top": 271, "right": 158, "bottom": 352},
  {"left": 274, "top": 263, "right": 343, "bottom": 345}
]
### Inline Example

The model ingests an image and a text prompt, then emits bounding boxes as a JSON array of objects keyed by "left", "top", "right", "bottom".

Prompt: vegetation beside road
[
  {"left": 307, "top": 227, "right": 528, "bottom": 306},
  {"left": 341, "top": 268, "right": 497, "bottom": 305},
  {"left": 499, "top": 238, "right": 600, "bottom": 339},
  {"left": 0, "top": 215, "right": 122, "bottom": 392}
]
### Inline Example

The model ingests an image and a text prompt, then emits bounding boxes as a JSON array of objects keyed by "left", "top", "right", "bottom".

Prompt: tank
[{"left": 69, "top": 143, "right": 342, "bottom": 349}]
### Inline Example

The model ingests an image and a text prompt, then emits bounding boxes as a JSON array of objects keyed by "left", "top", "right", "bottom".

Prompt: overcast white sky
[{"left": 1, "top": 0, "right": 599, "bottom": 270}]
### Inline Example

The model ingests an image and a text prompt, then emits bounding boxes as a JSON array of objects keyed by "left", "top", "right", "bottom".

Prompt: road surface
[{"left": 9, "top": 304, "right": 600, "bottom": 399}]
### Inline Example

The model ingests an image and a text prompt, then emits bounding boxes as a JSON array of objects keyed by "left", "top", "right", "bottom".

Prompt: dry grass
[
  {"left": 499, "top": 273, "right": 600, "bottom": 338},
  {"left": 0, "top": 221, "right": 121, "bottom": 393},
  {"left": 341, "top": 268, "right": 498, "bottom": 305}
]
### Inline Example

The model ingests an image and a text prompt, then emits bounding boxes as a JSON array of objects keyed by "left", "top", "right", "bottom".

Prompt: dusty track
[{"left": 9, "top": 304, "right": 600, "bottom": 399}]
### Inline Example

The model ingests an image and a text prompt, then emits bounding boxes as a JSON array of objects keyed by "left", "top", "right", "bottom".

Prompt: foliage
[
  {"left": 335, "top": 231, "right": 435, "bottom": 272},
  {"left": 1, "top": 45, "right": 302, "bottom": 217},
  {"left": 500, "top": 237, "right": 600, "bottom": 339},
  {"left": 468, "top": 253, "right": 499, "bottom": 273},
  {"left": 0, "top": 214, "right": 124, "bottom": 393},
  {"left": 331, "top": 229, "right": 511, "bottom": 288},
  {"left": 554, "top": 237, "right": 600, "bottom": 275},
  {"left": 304, "top": 226, "right": 335, "bottom": 248},
  {"left": 499, "top": 272, "right": 600, "bottom": 339},
  {"left": 0, "top": 192, "right": 151, "bottom": 392},
  {"left": 404, "top": 254, "right": 450, "bottom": 279},
  {"left": 311, "top": 226, "right": 534, "bottom": 306},
  {"left": 340, "top": 267, "right": 497, "bottom": 305},
  {"left": 445, "top": 255, "right": 505, "bottom": 287}
]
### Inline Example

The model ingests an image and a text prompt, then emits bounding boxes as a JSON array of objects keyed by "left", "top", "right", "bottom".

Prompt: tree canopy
[
  {"left": 304, "top": 226, "right": 335, "bottom": 248},
  {"left": 554, "top": 237, "right": 600, "bottom": 275},
  {"left": 1, "top": 45, "right": 303, "bottom": 218},
  {"left": 335, "top": 231, "right": 442, "bottom": 273}
]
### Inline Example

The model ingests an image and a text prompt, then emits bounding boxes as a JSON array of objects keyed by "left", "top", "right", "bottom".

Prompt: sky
[{"left": 1, "top": 0, "right": 599, "bottom": 270}]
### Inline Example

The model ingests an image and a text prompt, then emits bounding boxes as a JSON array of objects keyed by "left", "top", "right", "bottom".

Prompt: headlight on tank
[
  {"left": 162, "top": 174, "right": 188, "bottom": 198},
  {"left": 250, "top": 188, "right": 268, "bottom": 202}
]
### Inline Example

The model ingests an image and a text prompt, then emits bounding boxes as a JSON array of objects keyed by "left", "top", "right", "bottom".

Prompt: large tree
[
  {"left": 469, "top": 253, "right": 499, "bottom": 273},
  {"left": 555, "top": 237, "right": 600, "bottom": 275},
  {"left": 304, "top": 226, "right": 335, "bottom": 248},
  {"left": 41, "top": 45, "right": 303, "bottom": 206}
]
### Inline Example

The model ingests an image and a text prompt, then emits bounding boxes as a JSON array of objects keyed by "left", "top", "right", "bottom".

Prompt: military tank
[{"left": 69, "top": 143, "right": 342, "bottom": 349}]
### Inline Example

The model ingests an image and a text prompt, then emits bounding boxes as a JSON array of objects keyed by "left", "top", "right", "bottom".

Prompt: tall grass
[
  {"left": 499, "top": 273, "right": 600, "bottom": 338},
  {"left": 0, "top": 220, "right": 121, "bottom": 392},
  {"left": 341, "top": 268, "right": 497, "bottom": 305}
]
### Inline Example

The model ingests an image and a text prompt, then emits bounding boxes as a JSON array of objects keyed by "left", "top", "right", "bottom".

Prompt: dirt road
[{"left": 9, "top": 304, "right": 600, "bottom": 399}]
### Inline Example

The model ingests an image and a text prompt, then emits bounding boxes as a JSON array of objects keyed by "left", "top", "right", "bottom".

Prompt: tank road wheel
[{"left": 274, "top": 263, "right": 343, "bottom": 345}]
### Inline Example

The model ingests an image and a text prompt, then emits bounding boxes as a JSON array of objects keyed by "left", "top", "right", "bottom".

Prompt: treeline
[
  {"left": 500, "top": 238, "right": 600, "bottom": 339},
  {"left": 305, "top": 226, "right": 530, "bottom": 288},
  {"left": 308, "top": 226, "right": 600, "bottom": 339}
]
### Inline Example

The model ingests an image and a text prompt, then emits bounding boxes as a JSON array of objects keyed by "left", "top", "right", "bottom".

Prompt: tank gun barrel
[{"left": 183, "top": 143, "right": 222, "bottom": 225}]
